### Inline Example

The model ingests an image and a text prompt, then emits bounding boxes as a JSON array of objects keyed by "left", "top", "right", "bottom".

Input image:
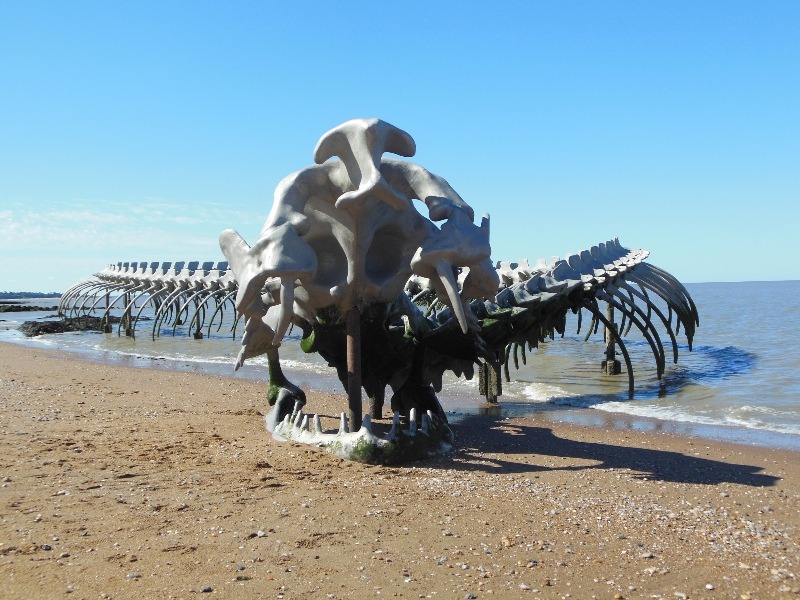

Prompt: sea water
[{"left": 2, "top": 280, "right": 799, "bottom": 450}]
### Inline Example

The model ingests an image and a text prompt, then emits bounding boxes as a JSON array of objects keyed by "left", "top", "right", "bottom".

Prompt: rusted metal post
[
  {"left": 602, "top": 302, "right": 621, "bottom": 375},
  {"left": 346, "top": 306, "right": 362, "bottom": 430},
  {"left": 124, "top": 292, "right": 132, "bottom": 337},
  {"left": 369, "top": 386, "right": 384, "bottom": 419},
  {"left": 103, "top": 292, "right": 112, "bottom": 333},
  {"left": 193, "top": 298, "right": 203, "bottom": 339},
  {"left": 479, "top": 356, "right": 503, "bottom": 403}
]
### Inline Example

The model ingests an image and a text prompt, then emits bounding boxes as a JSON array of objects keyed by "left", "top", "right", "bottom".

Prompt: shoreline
[
  {"left": 4, "top": 329, "right": 800, "bottom": 453},
  {"left": 1, "top": 342, "right": 800, "bottom": 598}
]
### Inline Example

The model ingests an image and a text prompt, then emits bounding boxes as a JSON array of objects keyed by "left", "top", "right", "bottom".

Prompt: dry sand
[{"left": 1, "top": 341, "right": 798, "bottom": 599}]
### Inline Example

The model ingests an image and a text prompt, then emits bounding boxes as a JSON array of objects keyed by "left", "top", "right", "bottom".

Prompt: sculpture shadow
[{"left": 434, "top": 413, "right": 779, "bottom": 488}]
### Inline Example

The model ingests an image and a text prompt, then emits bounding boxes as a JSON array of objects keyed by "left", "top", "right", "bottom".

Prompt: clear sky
[{"left": 1, "top": 1, "right": 798, "bottom": 292}]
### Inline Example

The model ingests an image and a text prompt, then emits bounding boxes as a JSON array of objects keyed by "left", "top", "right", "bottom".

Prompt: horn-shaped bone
[
  {"left": 219, "top": 222, "right": 317, "bottom": 348},
  {"left": 411, "top": 210, "right": 495, "bottom": 333},
  {"left": 313, "top": 118, "right": 416, "bottom": 211}
]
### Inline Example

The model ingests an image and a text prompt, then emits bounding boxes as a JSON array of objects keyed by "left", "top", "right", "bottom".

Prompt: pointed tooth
[
  {"left": 292, "top": 410, "right": 303, "bottom": 429},
  {"left": 409, "top": 408, "right": 418, "bottom": 435},
  {"left": 362, "top": 414, "right": 372, "bottom": 434},
  {"left": 293, "top": 400, "right": 302, "bottom": 416},
  {"left": 282, "top": 413, "right": 291, "bottom": 426},
  {"left": 235, "top": 347, "right": 246, "bottom": 371},
  {"left": 271, "top": 277, "right": 295, "bottom": 346},
  {"left": 300, "top": 415, "right": 308, "bottom": 431},
  {"left": 387, "top": 411, "right": 400, "bottom": 441},
  {"left": 435, "top": 260, "right": 468, "bottom": 334},
  {"left": 421, "top": 413, "right": 431, "bottom": 435},
  {"left": 313, "top": 414, "right": 323, "bottom": 434}
]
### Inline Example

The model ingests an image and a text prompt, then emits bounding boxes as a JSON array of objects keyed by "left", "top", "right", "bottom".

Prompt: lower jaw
[{"left": 269, "top": 404, "right": 453, "bottom": 465}]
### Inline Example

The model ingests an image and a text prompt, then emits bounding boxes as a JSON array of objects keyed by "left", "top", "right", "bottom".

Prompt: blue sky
[{"left": 1, "top": 1, "right": 798, "bottom": 292}]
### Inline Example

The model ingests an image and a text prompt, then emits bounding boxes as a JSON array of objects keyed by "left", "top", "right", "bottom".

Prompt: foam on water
[{"left": 519, "top": 382, "right": 577, "bottom": 403}]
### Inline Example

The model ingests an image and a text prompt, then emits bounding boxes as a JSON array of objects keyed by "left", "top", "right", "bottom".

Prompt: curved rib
[
  {"left": 207, "top": 289, "right": 238, "bottom": 337},
  {"left": 642, "top": 263, "right": 699, "bottom": 327},
  {"left": 97, "top": 283, "right": 133, "bottom": 324},
  {"left": 188, "top": 289, "right": 226, "bottom": 336},
  {"left": 597, "top": 289, "right": 664, "bottom": 379},
  {"left": 59, "top": 280, "right": 102, "bottom": 316},
  {"left": 181, "top": 287, "right": 214, "bottom": 337},
  {"left": 71, "top": 281, "right": 124, "bottom": 319},
  {"left": 615, "top": 280, "right": 679, "bottom": 364},
  {"left": 84, "top": 281, "right": 129, "bottom": 316},
  {"left": 150, "top": 285, "right": 185, "bottom": 339},
  {"left": 131, "top": 287, "right": 168, "bottom": 338},
  {"left": 626, "top": 267, "right": 695, "bottom": 350},
  {"left": 583, "top": 298, "right": 635, "bottom": 398}
]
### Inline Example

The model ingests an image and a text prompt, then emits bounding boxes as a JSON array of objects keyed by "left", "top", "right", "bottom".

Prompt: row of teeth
[{"left": 273, "top": 403, "right": 438, "bottom": 444}]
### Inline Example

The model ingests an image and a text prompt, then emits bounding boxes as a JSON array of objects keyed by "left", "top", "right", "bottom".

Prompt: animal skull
[{"left": 219, "top": 118, "right": 499, "bottom": 366}]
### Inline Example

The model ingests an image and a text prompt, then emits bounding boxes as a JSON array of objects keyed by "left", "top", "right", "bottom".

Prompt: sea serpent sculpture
[{"left": 60, "top": 118, "right": 698, "bottom": 464}]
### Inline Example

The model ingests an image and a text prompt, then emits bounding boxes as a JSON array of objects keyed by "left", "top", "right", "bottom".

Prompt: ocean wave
[
  {"left": 518, "top": 382, "right": 577, "bottom": 403},
  {"left": 592, "top": 401, "right": 800, "bottom": 437}
]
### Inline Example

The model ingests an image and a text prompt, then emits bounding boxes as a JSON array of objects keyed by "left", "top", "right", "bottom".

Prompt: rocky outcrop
[
  {"left": 18, "top": 316, "right": 119, "bottom": 337},
  {"left": 0, "top": 303, "right": 59, "bottom": 313}
]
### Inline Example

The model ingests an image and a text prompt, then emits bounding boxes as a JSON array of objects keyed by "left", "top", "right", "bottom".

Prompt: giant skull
[{"left": 219, "top": 118, "right": 499, "bottom": 370}]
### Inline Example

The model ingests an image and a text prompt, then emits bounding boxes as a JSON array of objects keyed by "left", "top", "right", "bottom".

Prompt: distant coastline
[{"left": 0, "top": 291, "right": 62, "bottom": 299}]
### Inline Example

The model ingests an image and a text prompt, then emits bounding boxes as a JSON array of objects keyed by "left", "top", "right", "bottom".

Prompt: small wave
[
  {"left": 593, "top": 401, "right": 800, "bottom": 437},
  {"left": 84, "top": 345, "right": 327, "bottom": 373},
  {"left": 518, "top": 382, "right": 577, "bottom": 403},
  {"left": 273, "top": 358, "right": 327, "bottom": 372},
  {"left": 721, "top": 416, "right": 800, "bottom": 436},
  {"left": 442, "top": 374, "right": 479, "bottom": 388},
  {"left": 733, "top": 404, "right": 784, "bottom": 416},
  {"left": 15, "top": 334, "right": 59, "bottom": 347},
  {"left": 157, "top": 353, "right": 236, "bottom": 365},
  {"left": 595, "top": 401, "right": 721, "bottom": 425}
]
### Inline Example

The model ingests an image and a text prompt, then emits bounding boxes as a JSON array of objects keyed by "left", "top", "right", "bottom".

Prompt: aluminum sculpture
[{"left": 60, "top": 118, "right": 698, "bottom": 463}]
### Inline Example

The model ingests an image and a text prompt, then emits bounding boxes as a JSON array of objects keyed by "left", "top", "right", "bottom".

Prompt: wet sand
[{"left": 1, "top": 342, "right": 798, "bottom": 599}]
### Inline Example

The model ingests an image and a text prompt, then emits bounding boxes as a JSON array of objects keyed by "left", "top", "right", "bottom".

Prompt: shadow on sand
[{"left": 433, "top": 413, "right": 780, "bottom": 488}]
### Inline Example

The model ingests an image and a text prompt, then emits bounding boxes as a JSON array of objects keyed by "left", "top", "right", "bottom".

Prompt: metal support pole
[
  {"left": 602, "top": 302, "right": 621, "bottom": 375},
  {"left": 479, "top": 356, "right": 503, "bottom": 403},
  {"left": 346, "top": 306, "right": 362, "bottom": 431},
  {"left": 124, "top": 292, "right": 132, "bottom": 337},
  {"left": 104, "top": 292, "right": 112, "bottom": 333},
  {"left": 193, "top": 298, "right": 203, "bottom": 339},
  {"left": 369, "top": 386, "right": 384, "bottom": 419}
]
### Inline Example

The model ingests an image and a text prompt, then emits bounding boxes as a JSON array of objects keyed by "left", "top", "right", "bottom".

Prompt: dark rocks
[
  {"left": 18, "top": 316, "right": 120, "bottom": 337},
  {"left": 0, "top": 303, "right": 59, "bottom": 313}
]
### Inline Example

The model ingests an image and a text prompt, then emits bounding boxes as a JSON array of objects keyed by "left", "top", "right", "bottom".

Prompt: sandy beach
[{"left": 1, "top": 341, "right": 798, "bottom": 599}]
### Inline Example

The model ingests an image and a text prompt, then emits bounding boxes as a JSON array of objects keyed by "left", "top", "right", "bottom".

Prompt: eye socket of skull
[
  {"left": 305, "top": 234, "right": 348, "bottom": 288},
  {"left": 365, "top": 224, "right": 407, "bottom": 285}
]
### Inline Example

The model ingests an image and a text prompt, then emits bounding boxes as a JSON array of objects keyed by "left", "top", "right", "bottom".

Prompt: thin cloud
[{"left": 0, "top": 198, "right": 236, "bottom": 256}]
